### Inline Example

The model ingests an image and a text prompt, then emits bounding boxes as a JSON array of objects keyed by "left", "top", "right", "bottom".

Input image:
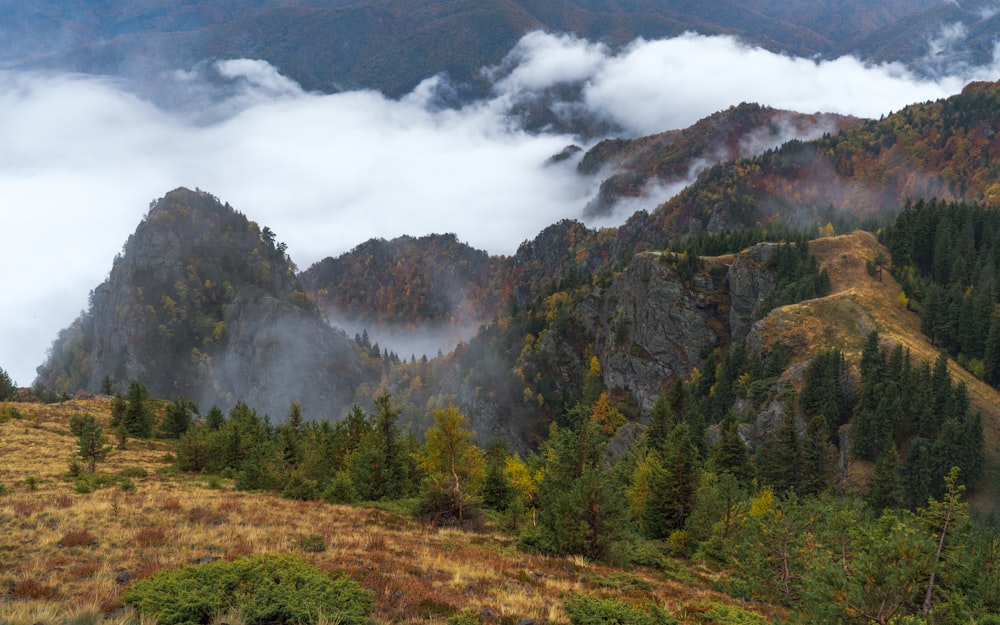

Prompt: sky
[{"left": 2, "top": 30, "right": 999, "bottom": 387}]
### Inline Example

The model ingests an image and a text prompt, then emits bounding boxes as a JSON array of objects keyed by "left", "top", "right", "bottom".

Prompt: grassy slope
[
  {"left": 0, "top": 399, "right": 758, "bottom": 625},
  {"left": 751, "top": 230, "right": 1000, "bottom": 507},
  {"left": 754, "top": 231, "right": 1000, "bottom": 445}
]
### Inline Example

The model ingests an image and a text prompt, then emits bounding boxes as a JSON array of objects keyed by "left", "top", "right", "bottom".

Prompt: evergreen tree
[
  {"left": 983, "top": 313, "right": 1000, "bottom": 385},
  {"left": 76, "top": 414, "right": 110, "bottom": 473},
  {"left": 866, "top": 443, "right": 904, "bottom": 512},
  {"left": 481, "top": 440, "right": 512, "bottom": 511},
  {"left": 160, "top": 397, "right": 197, "bottom": 439},
  {"left": 0, "top": 367, "right": 14, "bottom": 402},
  {"left": 205, "top": 406, "right": 225, "bottom": 430},
  {"left": 919, "top": 467, "right": 970, "bottom": 617},
  {"left": 645, "top": 392, "right": 675, "bottom": 453},
  {"left": 644, "top": 423, "right": 699, "bottom": 538},
  {"left": 276, "top": 402, "right": 305, "bottom": 471},
  {"left": 528, "top": 414, "right": 624, "bottom": 561},
  {"left": 713, "top": 417, "right": 753, "bottom": 487},
  {"left": 799, "top": 414, "right": 834, "bottom": 497},
  {"left": 372, "top": 393, "right": 407, "bottom": 499},
  {"left": 756, "top": 411, "right": 801, "bottom": 492},
  {"left": 122, "top": 380, "right": 154, "bottom": 439}
]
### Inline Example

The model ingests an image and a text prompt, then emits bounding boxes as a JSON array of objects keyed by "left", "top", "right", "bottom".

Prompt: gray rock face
[
  {"left": 726, "top": 242, "right": 780, "bottom": 343},
  {"left": 579, "top": 247, "right": 779, "bottom": 419}
]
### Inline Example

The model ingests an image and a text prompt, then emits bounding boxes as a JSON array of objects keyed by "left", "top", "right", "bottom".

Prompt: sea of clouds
[{"left": 3, "top": 30, "right": 999, "bottom": 385}]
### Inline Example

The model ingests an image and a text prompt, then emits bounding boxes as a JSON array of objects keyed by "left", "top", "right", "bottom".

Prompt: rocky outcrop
[
  {"left": 580, "top": 246, "right": 780, "bottom": 418},
  {"left": 726, "top": 242, "right": 780, "bottom": 342}
]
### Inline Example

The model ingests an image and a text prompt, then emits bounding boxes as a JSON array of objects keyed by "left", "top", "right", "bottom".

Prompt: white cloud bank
[{"left": 2, "top": 31, "right": 998, "bottom": 386}]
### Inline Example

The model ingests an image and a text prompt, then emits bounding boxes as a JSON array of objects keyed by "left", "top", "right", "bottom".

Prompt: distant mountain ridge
[{"left": 1, "top": 0, "right": 948, "bottom": 97}]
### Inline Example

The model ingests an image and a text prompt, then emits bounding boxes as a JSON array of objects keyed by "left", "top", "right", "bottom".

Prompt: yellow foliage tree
[
  {"left": 418, "top": 405, "right": 485, "bottom": 521},
  {"left": 591, "top": 392, "right": 626, "bottom": 436}
]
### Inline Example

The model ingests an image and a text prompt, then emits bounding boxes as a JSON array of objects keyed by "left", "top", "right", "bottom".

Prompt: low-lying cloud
[{"left": 3, "top": 31, "right": 998, "bottom": 386}]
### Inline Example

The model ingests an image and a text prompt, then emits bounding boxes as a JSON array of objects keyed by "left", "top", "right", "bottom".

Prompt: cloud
[{"left": 3, "top": 30, "right": 1000, "bottom": 386}]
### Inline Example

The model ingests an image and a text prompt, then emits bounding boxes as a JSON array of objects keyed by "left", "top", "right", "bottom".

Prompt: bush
[
  {"left": 60, "top": 529, "right": 97, "bottom": 548},
  {"left": 563, "top": 594, "right": 676, "bottom": 625},
  {"left": 322, "top": 470, "right": 358, "bottom": 504},
  {"left": 446, "top": 613, "right": 479, "bottom": 625},
  {"left": 281, "top": 471, "right": 320, "bottom": 501},
  {"left": 123, "top": 553, "right": 373, "bottom": 625},
  {"left": 296, "top": 534, "right": 327, "bottom": 553}
]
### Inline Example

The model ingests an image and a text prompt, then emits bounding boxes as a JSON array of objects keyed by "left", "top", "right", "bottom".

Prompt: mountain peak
[{"left": 37, "top": 189, "right": 362, "bottom": 420}]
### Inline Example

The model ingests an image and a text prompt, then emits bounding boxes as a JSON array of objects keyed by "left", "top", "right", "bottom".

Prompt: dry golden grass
[
  {"left": 0, "top": 400, "right": 759, "bottom": 625},
  {"left": 754, "top": 231, "right": 1000, "bottom": 447}
]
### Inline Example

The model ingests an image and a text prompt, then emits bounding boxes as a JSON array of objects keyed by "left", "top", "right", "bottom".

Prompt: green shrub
[
  {"left": 446, "top": 612, "right": 479, "bottom": 625},
  {"left": 118, "top": 466, "right": 149, "bottom": 479},
  {"left": 563, "top": 594, "right": 676, "bottom": 625},
  {"left": 281, "top": 472, "right": 320, "bottom": 501},
  {"left": 322, "top": 470, "right": 358, "bottom": 504},
  {"left": 123, "top": 553, "right": 373, "bottom": 625},
  {"left": 296, "top": 534, "right": 326, "bottom": 553},
  {"left": 0, "top": 482, "right": 7, "bottom": 496},
  {"left": 695, "top": 603, "right": 769, "bottom": 625},
  {"left": 24, "top": 475, "right": 40, "bottom": 491},
  {"left": 119, "top": 478, "right": 136, "bottom": 492}
]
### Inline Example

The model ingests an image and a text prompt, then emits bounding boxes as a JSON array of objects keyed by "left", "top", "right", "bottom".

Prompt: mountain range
[
  {"left": 2, "top": 0, "right": 991, "bottom": 98},
  {"left": 34, "top": 79, "right": 1000, "bottom": 451}
]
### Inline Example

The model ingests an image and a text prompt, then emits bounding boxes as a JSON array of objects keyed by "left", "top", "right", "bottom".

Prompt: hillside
[
  {"left": 0, "top": 399, "right": 766, "bottom": 625},
  {"left": 615, "top": 79, "right": 1000, "bottom": 253},
  {"left": 577, "top": 102, "right": 865, "bottom": 217},
  {"left": 750, "top": 230, "right": 1000, "bottom": 447}
]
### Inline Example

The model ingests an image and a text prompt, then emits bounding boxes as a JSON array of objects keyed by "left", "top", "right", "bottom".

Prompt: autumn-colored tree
[{"left": 417, "top": 405, "right": 485, "bottom": 523}]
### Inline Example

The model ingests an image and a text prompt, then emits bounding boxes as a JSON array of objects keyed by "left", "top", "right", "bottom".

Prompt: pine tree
[
  {"left": 800, "top": 414, "right": 834, "bottom": 497},
  {"left": 646, "top": 392, "right": 675, "bottom": 453},
  {"left": 76, "top": 414, "right": 110, "bottom": 473},
  {"left": 481, "top": 440, "right": 512, "bottom": 511},
  {"left": 205, "top": 406, "right": 225, "bottom": 430},
  {"left": 160, "top": 398, "right": 196, "bottom": 439},
  {"left": 713, "top": 417, "right": 753, "bottom": 487},
  {"left": 122, "top": 380, "right": 154, "bottom": 439},
  {"left": 756, "top": 411, "right": 801, "bottom": 492},
  {"left": 0, "top": 367, "right": 15, "bottom": 402},
  {"left": 866, "top": 444, "right": 904, "bottom": 512},
  {"left": 644, "top": 423, "right": 700, "bottom": 538},
  {"left": 373, "top": 393, "right": 406, "bottom": 498}
]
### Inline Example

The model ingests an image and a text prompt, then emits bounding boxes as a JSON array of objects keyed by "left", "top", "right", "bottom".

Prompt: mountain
[
  {"left": 577, "top": 102, "right": 865, "bottom": 217},
  {"left": 0, "top": 0, "right": 945, "bottom": 97},
  {"left": 300, "top": 233, "right": 493, "bottom": 328},
  {"left": 614, "top": 79, "right": 1000, "bottom": 253},
  {"left": 35, "top": 187, "right": 364, "bottom": 420}
]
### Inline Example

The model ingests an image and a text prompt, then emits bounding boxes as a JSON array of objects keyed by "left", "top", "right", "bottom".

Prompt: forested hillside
[{"left": 617, "top": 80, "right": 1000, "bottom": 253}]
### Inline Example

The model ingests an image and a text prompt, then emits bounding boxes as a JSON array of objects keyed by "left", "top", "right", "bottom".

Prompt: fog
[{"left": 2, "top": 31, "right": 998, "bottom": 386}]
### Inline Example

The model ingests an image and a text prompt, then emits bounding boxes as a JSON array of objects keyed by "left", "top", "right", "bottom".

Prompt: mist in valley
[{"left": 3, "top": 28, "right": 1000, "bottom": 386}]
